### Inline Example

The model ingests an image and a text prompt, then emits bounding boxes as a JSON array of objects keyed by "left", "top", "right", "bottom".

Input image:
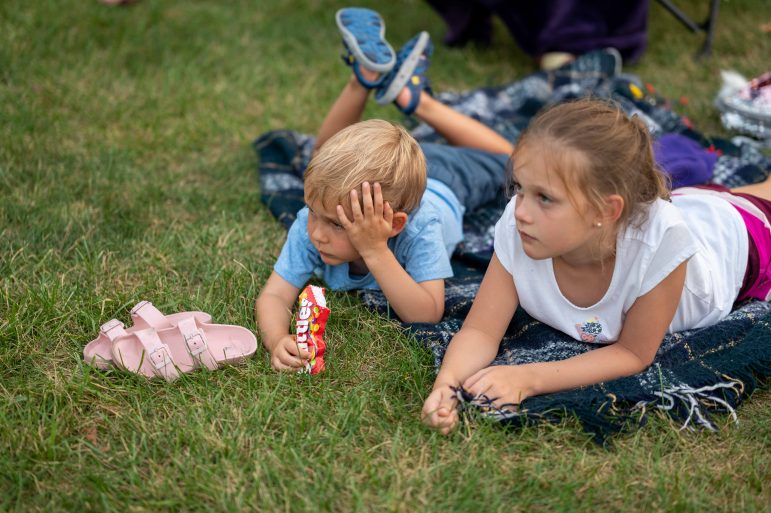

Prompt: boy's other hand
[
  {"left": 337, "top": 182, "right": 393, "bottom": 258},
  {"left": 269, "top": 334, "right": 311, "bottom": 372},
  {"left": 421, "top": 385, "right": 459, "bottom": 435}
]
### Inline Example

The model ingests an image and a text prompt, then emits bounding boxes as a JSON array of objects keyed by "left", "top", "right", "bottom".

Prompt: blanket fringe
[
  {"left": 454, "top": 373, "right": 760, "bottom": 442},
  {"left": 633, "top": 379, "right": 743, "bottom": 432}
]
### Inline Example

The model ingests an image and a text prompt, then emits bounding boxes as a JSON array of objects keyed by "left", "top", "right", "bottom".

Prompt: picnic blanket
[{"left": 254, "top": 50, "right": 771, "bottom": 442}]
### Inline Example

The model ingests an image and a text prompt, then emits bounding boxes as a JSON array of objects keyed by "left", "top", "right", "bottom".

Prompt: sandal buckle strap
[
  {"left": 100, "top": 319, "right": 125, "bottom": 334},
  {"left": 177, "top": 317, "right": 218, "bottom": 370},
  {"left": 148, "top": 346, "right": 173, "bottom": 370},
  {"left": 130, "top": 300, "right": 173, "bottom": 330},
  {"left": 184, "top": 330, "right": 209, "bottom": 356},
  {"left": 130, "top": 300, "right": 151, "bottom": 316}
]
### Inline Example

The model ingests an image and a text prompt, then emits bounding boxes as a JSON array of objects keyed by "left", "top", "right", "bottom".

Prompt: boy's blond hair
[{"left": 304, "top": 119, "right": 426, "bottom": 213}]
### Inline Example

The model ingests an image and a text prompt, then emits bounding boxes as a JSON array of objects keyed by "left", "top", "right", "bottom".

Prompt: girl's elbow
[
  {"left": 618, "top": 342, "right": 658, "bottom": 373},
  {"left": 640, "top": 353, "right": 657, "bottom": 370},
  {"left": 630, "top": 351, "right": 656, "bottom": 374}
]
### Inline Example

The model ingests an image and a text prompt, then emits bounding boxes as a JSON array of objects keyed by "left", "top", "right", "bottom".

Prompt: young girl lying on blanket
[{"left": 422, "top": 99, "right": 771, "bottom": 434}]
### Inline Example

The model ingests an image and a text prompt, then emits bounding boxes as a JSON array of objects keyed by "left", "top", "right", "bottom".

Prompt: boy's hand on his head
[
  {"left": 421, "top": 385, "right": 459, "bottom": 435},
  {"left": 337, "top": 182, "right": 394, "bottom": 259},
  {"left": 268, "top": 334, "right": 311, "bottom": 372}
]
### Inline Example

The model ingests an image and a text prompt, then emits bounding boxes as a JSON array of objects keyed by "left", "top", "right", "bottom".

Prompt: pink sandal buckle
[
  {"left": 148, "top": 346, "right": 173, "bottom": 370},
  {"left": 184, "top": 330, "right": 209, "bottom": 356}
]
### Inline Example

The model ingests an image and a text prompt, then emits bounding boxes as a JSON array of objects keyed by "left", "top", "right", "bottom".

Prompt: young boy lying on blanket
[{"left": 255, "top": 7, "right": 514, "bottom": 371}]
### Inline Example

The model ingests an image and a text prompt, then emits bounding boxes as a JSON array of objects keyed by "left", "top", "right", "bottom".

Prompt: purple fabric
[
  {"left": 425, "top": 0, "right": 493, "bottom": 47},
  {"left": 654, "top": 134, "right": 718, "bottom": 188},
  {"left": 425, "top": 0, "right": 649, "bottom": 62},
  {"left": 734, "top": 206, "right": 771, "bottom": 301},
  {"left": 690, "top": 184, "right": 771, "bottom": 302}
]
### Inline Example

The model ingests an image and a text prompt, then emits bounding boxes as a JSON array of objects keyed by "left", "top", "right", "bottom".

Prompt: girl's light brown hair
[
  {"left": 304, "top": 119, "right": 426, "bottom": 213},
  {"left": 513, "top": 99, "right": 670, "bottom": 231}
]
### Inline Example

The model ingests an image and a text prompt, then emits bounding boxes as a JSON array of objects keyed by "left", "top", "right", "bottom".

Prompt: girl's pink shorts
[{"left": 677, "top": 184, "right": 771, "bottom": 302}]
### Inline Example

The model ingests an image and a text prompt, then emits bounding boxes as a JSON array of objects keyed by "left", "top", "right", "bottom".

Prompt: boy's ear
[{"left": 389, "top": 211, "right": 409, "bottom": 237}]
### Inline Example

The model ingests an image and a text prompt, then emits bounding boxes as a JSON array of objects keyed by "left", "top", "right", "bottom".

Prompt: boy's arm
[
  {"left": 255, "top": 271, "right": 310, "bottom": 370},
  {"left": 259, "top": 208, "right": 321, "bottom": 370},
  {"left": 337, "top": 182, "right": 446, "bottom": 323},
  {"left": 363, "top": 255, "right": 445, "bottom": 323}
]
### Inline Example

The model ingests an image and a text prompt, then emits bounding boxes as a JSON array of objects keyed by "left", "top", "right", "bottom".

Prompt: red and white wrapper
[{"left": 295, "top": 285, "right": 330, "bottom": 374}]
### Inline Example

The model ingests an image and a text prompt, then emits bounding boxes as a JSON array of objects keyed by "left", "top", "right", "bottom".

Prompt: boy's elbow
[
  {"left": 254, "top": 288, "right": 289, "bottom": 320},
  {"left": 401, "top": 312, "right": 442, "bottom": 324},
  {"left": 403, "top": 302, "right": 443, "bottom": 324},
  {"left": 421, "top": 292, "right": 445, "bottom": 323},
  {"left": 254, "top": 291, "right": 268, "bottom": 311},
  {"left": 419, "top": 310, "right": 443, "bottom": 324},
  {"left": 431, "top": 302, "right": 445, "bottom": 323}
]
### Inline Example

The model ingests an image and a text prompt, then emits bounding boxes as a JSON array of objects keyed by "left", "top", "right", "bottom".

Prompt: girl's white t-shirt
[{"left": 493, "top": 194, "right": 748, "bottom": 343}]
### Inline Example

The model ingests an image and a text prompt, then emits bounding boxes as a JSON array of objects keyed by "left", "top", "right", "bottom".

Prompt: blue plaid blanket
[{"left": 254, "top": 50, "right": 771, "bottom": 441}]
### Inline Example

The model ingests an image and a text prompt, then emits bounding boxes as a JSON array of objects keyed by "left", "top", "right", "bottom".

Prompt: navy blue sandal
[
  {"left": 336, "top": 8, "right": 396, "bottom": 89},
  {"left": 375, "top": 31, "right": 433, "bottom": 115}
]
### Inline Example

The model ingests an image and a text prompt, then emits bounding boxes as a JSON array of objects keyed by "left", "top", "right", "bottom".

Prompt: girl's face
[{"left": 512, "top": 144, "right": 605, "bottom": 264}]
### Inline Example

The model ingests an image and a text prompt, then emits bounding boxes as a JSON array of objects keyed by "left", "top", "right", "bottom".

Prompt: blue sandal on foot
[
  {"left": 336, "top": 7, "right": 396, "bottom": 89},
  {"left": 375, "top": 31, "right": 433, "bottom": 115}
]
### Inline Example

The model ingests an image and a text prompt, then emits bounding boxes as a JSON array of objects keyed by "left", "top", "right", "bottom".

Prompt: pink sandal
[
  {"left": 83, "top": 319, "right": 131, "bottom": 370},
  {"left": 83, "top": 301, "right": 213, "bottom": 369},
  {"left": 130, "top": 300, "right": 212, "bottom": 330},
  {"left": 110, "top": 328, "right": 181, "bottom": 381},
  {"left": 111, "top": 316, "right": 257, "bottom": 380}
]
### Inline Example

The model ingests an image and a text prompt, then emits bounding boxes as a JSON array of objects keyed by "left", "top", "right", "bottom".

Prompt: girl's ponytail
[{"left": 514, "top": 99, "right": 671, "bottom": 231}]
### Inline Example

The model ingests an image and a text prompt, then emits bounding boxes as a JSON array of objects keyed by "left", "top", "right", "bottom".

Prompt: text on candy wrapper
[{"left": 296, "top": 298, "right": 313, "bottom": 345}]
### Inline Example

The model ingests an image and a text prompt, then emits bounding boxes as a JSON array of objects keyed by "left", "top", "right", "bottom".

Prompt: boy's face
[{"left": 305, "top": 196, "right": 363, "bottom": 267}]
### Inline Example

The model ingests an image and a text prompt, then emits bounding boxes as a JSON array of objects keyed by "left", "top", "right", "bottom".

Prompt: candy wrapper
[{"left": 295, "top": 285, "right": 330, "bottom": 374}]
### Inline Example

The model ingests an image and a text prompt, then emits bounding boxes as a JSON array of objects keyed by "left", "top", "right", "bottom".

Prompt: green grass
[{"left": 1, "top": 0, "right": 770, "bottom": 511}]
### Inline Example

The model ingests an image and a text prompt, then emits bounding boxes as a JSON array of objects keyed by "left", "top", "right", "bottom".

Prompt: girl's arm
[
  {"left": 464, "top": 261, "right": 688, "bottom": 405},
  {"left": 422, "top": 254, "right": 519, "bottom": 432}
]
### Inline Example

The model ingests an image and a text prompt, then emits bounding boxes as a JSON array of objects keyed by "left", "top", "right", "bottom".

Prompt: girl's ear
[
  {"left": 390, "top": 212, "right": 409, "bottom": 237},
  {"left": 601, "top": 194, "right": 625, "bottom": 224}
]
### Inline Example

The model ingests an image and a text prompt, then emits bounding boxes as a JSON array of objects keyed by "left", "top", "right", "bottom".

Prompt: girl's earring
[{"left": 594, "top": 222, "right": 603, "bottom": 228}]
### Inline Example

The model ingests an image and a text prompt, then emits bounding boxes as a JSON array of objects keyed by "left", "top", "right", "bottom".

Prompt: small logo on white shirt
[{"left": 575, "top": 316, "right": 608, "bottom": 343}]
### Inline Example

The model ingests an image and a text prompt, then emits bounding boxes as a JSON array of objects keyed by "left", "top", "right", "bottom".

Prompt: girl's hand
[
  {"left": 421, "top": 385, "right": 459, "bottom": 435},
  {"left": 463, "top": 365, "right": 536, "bottom": 409},
  {"left": 337, "top": 182, "right": 393, "bottom": 259}
]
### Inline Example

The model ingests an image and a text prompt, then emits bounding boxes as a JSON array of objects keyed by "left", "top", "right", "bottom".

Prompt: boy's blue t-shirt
[{"left": 273, "top": 178, "right": 459, "bottom": 291}]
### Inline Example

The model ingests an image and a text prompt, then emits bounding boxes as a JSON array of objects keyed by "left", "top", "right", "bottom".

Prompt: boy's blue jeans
[{"left": 422, "top": 143, "right": 510, "bottom": 213}]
